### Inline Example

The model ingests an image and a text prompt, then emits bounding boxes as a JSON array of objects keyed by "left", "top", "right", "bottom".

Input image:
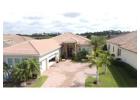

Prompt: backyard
[{"left": 85, "top": 60, "right": 137, "bottom": 87}]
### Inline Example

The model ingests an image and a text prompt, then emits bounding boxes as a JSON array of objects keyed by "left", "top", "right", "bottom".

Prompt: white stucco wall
[
  {"left": 120, "top": 48, "right": 137, "bottom": 69},
  {"left": 39, "top": 48, "right": 60, "bottom": 73},
  {"left": 107, "top": 43, "right": 119, "bottom": 57},
  {"left": 107, "top": 42, "right": 137, "bottom": 69},
  {"left": 40, "top": 60, "right": 46, "bottom": 73}
]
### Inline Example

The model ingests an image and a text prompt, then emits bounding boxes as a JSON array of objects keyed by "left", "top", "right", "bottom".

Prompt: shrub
[
  {"left": 12, "top": 59, "right": 40, "bottom": 83},
  {"left": 72, "top": 53, "right": 78, "bottom": 61},
  {"left": 61, "top": 53, "right": 65, "bottom": 59},
  {"left": 72, "top": 49, "right": 89, "bottom": 61},
  {"left": 102, "top": 44, "right": 107, "bottom": 51}
]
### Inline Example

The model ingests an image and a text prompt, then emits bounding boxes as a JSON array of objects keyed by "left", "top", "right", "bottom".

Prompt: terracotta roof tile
[
  {"left": 4, "top": 41, "right": 39, "bottom": 56},
  {"left": 3, "top": 34, "right": 34, "bottom": 47},
  {"left": 3, "top": 39, "right": 60, "bottom": 56},
  {"left": 30, "top": 39, "right": 60, "bottom": 55},
  {"left": 107, "top": 31, "right": 137, "bottom": 53},
  {"left": 3, "top": 33, "right": 90, "bottom": 56},
  {"left": 52, "top": 32, "right": 90, "bottom": 45}
]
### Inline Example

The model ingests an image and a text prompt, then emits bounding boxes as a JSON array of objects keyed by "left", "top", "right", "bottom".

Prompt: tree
[
  {"left": 28, "top": 59, "right": 40, "bottom": 78},
  {"left": 98, "top": 51, "right": 111, "bottom": 74},
  {"left": 90, "top": 35, "right": 106, "bottom": 53},
  {"left": 12, "top": 60, "right": 31, "bottom": 84},
  {"left": 12, "top": 59, "right": 40, "bottom": 86},
  {"left": 87, "top": 51, "right": 102, "bottom": 84}
]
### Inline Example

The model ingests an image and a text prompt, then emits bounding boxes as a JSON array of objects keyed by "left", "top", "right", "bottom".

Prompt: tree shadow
[{"left": 107, "top": 63, "right": 137, "bottom": 87}]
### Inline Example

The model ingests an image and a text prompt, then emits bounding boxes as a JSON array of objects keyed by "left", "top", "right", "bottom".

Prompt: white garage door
[{"left": 47, "top": 53, "right": 58, "bottom": 67}]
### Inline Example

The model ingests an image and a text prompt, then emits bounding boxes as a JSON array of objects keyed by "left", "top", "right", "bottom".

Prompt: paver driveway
[{"left": 42, "top": 60, "right": 96, "bottom": 87}]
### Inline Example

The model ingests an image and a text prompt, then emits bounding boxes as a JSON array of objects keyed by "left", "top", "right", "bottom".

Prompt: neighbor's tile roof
[
  {"left": 3, "top": 39, "right": 60, "bottom": 56},
  {"left": 52, "top": 32, "right": 91, "bottom": 45},
  {"left": 107, "top": 31, "right": 137, "bottom": 53},
  {"left": 3, "top": 34, "right": 34, "bottom": 47}
]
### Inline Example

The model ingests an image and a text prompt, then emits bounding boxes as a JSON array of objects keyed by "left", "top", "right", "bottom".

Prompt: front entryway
[
  {"left": 67, "top": 45, "right": 73, "bottom": 58},
  {"left": 61, "top": 43, "right": 77, "bottom": 58}
]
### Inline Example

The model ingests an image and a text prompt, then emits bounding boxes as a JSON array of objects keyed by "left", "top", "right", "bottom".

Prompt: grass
[
  {"left": 85, "top": 76, "right": 97, "bottom": 87},
  {"left": 108, "top": 60, "right": 137, "bottom": 87},
  {"left": 85, "top": 61, "right": 137, "bottom": 87},
  {"left": 85, "top": 67, "right": 118, "bottom": 87},
  {"left": 31, "top": 76, "right": 48, "bottom": 87}
]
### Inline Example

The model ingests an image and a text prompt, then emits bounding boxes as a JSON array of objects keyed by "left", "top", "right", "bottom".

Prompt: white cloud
[{"left": 2, "top": 0, "right": 137, "bottom": 34}]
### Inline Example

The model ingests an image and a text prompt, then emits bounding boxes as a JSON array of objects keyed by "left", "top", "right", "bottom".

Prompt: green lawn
[
  {"left": 85, "top": 61, "right": 137, "bottom": 87},
  {"left": 31, "top": 76, "right": 48, "bottom": 87}
]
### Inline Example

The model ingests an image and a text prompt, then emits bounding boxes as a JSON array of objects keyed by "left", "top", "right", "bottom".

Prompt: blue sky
[{"left": 3, "top": 0, "right": 137, "bottom": 34}]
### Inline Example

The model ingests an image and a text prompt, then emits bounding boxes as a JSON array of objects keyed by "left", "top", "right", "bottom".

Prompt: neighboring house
[
  {"left": 107, "top": 31, "right": 137, "bottom": 69},
  {"left": 3, "top": 33, "right": 92, "bottom": 73},
  {"left": 3, "top": 34, "right": 34, "bottom": 47}
]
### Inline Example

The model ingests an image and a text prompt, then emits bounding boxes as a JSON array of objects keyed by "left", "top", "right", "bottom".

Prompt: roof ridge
[
  {"left": 28, "top": 40, "right": 40, "bottom": 55},
  {"left": 70, "top": 37, "right": 78, "bottom": 43},
  {"left": 73, "top": 33, "right": 90, "bottom": 41}
]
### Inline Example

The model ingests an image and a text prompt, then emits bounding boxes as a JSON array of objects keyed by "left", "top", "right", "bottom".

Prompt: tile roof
[
  {"left": 52, "top": 32, "right": 91, "bottom": 45},
  {"left": 3, "top": 34, "right": 34, "bottom": 47},
  {"left": 3, "top": 39, "right": 60, "bottom": 56},
  {"left": 107, "top": 31, "right": 137, "bottom": 53},
  {"left": 3, "top": 33, "right": 91, "bottom": 56},
  {"left": 30, "top": 39, "right": 60, "bottom": 55}
]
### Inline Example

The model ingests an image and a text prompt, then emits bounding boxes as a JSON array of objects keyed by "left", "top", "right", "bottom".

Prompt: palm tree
[
  {"left": 90, "top": 35, "right": 106, "bottom": 52},
  {"left": 87, "top": 51, "right": 102, "bottom": 84},
  {"left": 28, "top": 59, "right": 40, "bottom": 78},
  {"left": 12, "top": 59, "right": 40, "bottom": 86},
  {"left": 98, "top": 51, "right": 111, "bottom": 74},
  {"left": 12, "top": 60, "right": 31, "bottom": 86}
]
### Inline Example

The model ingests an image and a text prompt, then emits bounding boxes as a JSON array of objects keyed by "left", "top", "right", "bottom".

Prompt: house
[
  {"left": 107, "top": 31, "right": 137, "bottom": 69},
  {"left": 3, "top": 34, "right": 34, "bottom": 47},
  {"left": 3, "top": 33, "right": 92, "bottom": 73}
]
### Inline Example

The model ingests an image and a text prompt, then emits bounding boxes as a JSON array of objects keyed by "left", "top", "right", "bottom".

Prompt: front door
[
  {"left": 67, "top": 47, "right": 73, "bottom": 58},
  {"left": 66, "top": 44, "right": 73, "bottom": 58}
]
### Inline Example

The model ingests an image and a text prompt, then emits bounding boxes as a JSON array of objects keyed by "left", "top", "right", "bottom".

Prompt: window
[
  {"left": 117, "top": 49, "right": 121, "bottom": 56},
  {"left": 15, "top": 58, "right": 20, "bottom": 64},
  {"left": 113, "top": 46, "right": 114, "bottom": 52},
  {"left": 7, "top": 58, "right": 13, "bottom": 67}
]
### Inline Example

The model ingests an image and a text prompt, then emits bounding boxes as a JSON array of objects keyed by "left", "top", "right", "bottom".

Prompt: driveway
[{"left": 42, "top": 60, "right": 96, "bottom": 87}]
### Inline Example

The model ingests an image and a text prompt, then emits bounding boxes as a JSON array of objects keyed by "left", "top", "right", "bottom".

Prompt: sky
[{"left": 2, "top": 0, "right": 137, "bottom": 34}]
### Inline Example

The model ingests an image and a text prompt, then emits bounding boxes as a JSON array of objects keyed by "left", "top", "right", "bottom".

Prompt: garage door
[{"left": 47, "top": 53, "right": 58, "bottom": 67}]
